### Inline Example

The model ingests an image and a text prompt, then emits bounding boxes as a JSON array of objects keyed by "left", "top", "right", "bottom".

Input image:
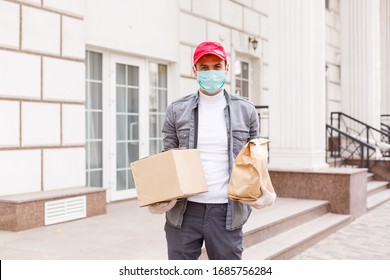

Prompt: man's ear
[
  {"left": 225, "top": 63, "right": 229, "bottom": 74},
  {"left": 192, "top": 65, "right": 197, "bottom": 77}
]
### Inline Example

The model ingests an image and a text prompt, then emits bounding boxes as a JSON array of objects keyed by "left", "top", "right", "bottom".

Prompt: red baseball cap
[{"left": 193, "top": 41, "right": 227, "bottom": 65}]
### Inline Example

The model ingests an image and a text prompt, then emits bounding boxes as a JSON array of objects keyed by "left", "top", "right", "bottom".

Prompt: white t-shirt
[{"left": 188, "top": 91, "right": 229, "bottom": 204}]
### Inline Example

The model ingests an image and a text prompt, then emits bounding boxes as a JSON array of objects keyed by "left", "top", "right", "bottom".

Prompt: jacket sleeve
[
  {"left": 162, "top": 103, "right": 179, "bottom": 151},
  {"left": 249, "top": 106, "right": 260, "bottom": 140}
]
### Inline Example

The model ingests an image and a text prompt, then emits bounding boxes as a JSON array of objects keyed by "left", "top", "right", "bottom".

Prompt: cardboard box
[{"left": 130, "top": 149, "right": 208, "bottom": 207}]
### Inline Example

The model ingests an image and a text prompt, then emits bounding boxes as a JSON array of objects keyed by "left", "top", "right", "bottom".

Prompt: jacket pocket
[
  {"left": 178, "top": 128, "right": 190, "bottom": 149},
  {"left": 232, "top": 130, "right": 250, "bottom": 157}
]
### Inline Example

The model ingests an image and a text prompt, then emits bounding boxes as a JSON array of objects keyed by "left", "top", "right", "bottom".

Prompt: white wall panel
[
  {"left": 22, "top": 6, "right": 60, "bottom": 55},
  {"left": 180, "top": 77, "right": 198, "bottom": 97},
  {"left": 253, "top": 0, "right": 272, "bottom": 14},
  {"left": 0, "top": 0, "right": 19, "bottom": 49},
  {"left": 43, "top": 148, "right": 85, "bottom": 190},
  {"left": 18, "top": 0, "right": 41, "bottom": 5},
  {"left": 180, "top": 0, "right": 191, "bottom": 11},
  {"left": 180, "top": 13, "right": 206, "bottom": 45},
  {"left": 235, "top": 0, "right": 253, "bottom": 7},
  {"left": 179, "top": 44, "right": 192, "bottom": 76},
  {"left": 0, "top": 101, "right": 19, "bottom": 147},
  {"left": 221, "top": 0, "right": 243, "bottom": 30},
  {"left": 62, "top": 16, "right": 85, "bottom": 59},
  {"left": 0, "top": 50, "right": 41, "bottom": 99},
  {"left": 206, "top": 21, "right": 231, "bottom": 53},
  {"left": 192, "top": 0, "right": 220, "bottom": 21},
  {"left": 43, "top": 0, "right": 85, "bottom": 17},
  {"left": 85, "top": 0, "right": 178, "bottom": 62},
  {"left": 0, "top": 150, "right": 41, "bottom": 196},
  {"left": 22, "top": 102, "right": 60, "bottom": 146},
  {"left": 43, "top": 57, "right": 85, "bottom": 102},
  {"left": 260, "top": 14, "right": 269, "bottom": 39},
  {"left": 243, "top": 8, "right": 260, "bottom": 35},
  {"left": 62, "top": 104, "right": 85, "bottom": 145}
]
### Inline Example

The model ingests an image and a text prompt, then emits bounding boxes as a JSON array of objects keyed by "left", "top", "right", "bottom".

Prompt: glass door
[{"left": 109, "top": 55, "right": 147, "bottom": 201}]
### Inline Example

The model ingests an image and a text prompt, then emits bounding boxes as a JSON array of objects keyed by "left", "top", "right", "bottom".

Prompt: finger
[{"left": 167, "top": 199, "right": 177, "bottom": 208}]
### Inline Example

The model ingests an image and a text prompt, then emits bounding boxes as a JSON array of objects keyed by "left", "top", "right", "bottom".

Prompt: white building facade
[{"left": 0, "top": 0, "right": 389, "bottom": 206}]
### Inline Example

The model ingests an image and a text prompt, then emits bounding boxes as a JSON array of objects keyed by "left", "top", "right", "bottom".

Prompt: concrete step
[
  {"left": 367, "top": 172, "right": 375, "bottom": 182},
  {"left": 243, "top": 213, "right": 351, "bottom": 260},
  {"left": 199, "top": 198, "right": 338, "bottom": 260},
  {"left": 326, "top": 157, "right": 345, "bottom": 168},
  {"left": 366, "top": 181, "right": 389, "bottom": 195},
  {"left": 326, "top": 155, "right": 359, "bottom": 168},
  {"left": 243, "top": 198, "right": 329, "bottom": 248},
  {"left": 326, "top": 153, "right": 369, "bottom": 169},
  {"left": 367, "top": 189, "right": 390, "bottom": 211}
]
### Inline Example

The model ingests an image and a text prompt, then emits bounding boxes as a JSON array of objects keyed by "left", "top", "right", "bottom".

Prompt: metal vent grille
[{"left": 45, "top": 196, "right": 87, "bottom": 225}]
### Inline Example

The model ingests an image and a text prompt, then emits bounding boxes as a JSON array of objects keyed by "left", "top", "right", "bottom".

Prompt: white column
[
  {"left": 268, "top": 0, "right": 327, "bottom": 170},
  {"left": 340, "top": 0, "right": 381, "bottom": 127},
  {"left": 381, "top": 0, "right": 390, "bottom": 115}
]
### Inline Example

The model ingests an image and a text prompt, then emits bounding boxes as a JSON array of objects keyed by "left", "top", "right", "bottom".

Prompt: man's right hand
[{"left": 147, "top": 199, "right": 177, "bottom": 214}]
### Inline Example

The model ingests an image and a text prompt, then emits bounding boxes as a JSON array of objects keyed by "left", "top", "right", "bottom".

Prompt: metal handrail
[
  {"left": 331, "top": 112, "right": 390, "bottom": 138},
  {"left": 330, "top": 112, "right": 390, "bottom": 158},
  {"left": 382, "top": 123, "right": 390, "bottom": 131},
  {"left": 326, "top": 124, "right": 375, "bottom": 149},
  {"left": 381, "top": 114, "right": 390, "bottom": 133},
  {"left": 255, "top": 105, "right": 269, "bottom": 139},
  {"left": 326, "top": 124, "right": 376, "bottom": 169}
]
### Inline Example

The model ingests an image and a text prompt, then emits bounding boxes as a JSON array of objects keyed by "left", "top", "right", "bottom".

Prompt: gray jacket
[{"left": 162, "top": 90, "right": 260, "bottom": 231}]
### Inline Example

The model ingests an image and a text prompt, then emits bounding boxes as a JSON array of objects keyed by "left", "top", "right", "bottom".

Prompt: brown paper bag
[{"left": 228, "top": 138, "right": 275, "bottom": 203}]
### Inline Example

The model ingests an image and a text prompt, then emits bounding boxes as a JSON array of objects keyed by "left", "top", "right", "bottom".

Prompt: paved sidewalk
[
  {"left": 293, "top": 199, "right": 390, "bottom": 260},
  {"left": 0, "top": 199, "right": 168, "bottom": 260},
  {"left": 0, "top": 198, "right": 390, "bottom": 260}
]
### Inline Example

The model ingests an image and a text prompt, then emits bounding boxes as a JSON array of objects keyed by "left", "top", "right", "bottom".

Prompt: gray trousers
[{"left": 164, "top": 201, "right": 243, "bottom": 260}]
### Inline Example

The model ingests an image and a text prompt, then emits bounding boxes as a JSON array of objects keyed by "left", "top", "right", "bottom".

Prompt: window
[
  {"left": 85, "top": 51, "right": 103, "bottom": 187},
  {"left": 235, "top": 60, "right": 250, "bottom": 99},
  {"left": 149, "top": 63, "right": 168, "bottom": 155},
  {"left": 115, "top": 63, "right": 140, "bottom": 191}
]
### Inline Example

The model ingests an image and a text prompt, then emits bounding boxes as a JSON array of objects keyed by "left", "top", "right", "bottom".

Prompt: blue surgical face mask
[{"left": 196, "top": 70, "right": 226, "bottom": 95}]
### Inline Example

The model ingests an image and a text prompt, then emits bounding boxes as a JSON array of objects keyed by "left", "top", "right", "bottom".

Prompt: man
[{"left": 148, "top": 41, "right": 259, "bottom": 260}]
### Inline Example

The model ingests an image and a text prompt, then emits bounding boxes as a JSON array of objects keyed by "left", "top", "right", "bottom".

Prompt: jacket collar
[{"left": 194, "top": 89, "right": 231, "bottom": 108}]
